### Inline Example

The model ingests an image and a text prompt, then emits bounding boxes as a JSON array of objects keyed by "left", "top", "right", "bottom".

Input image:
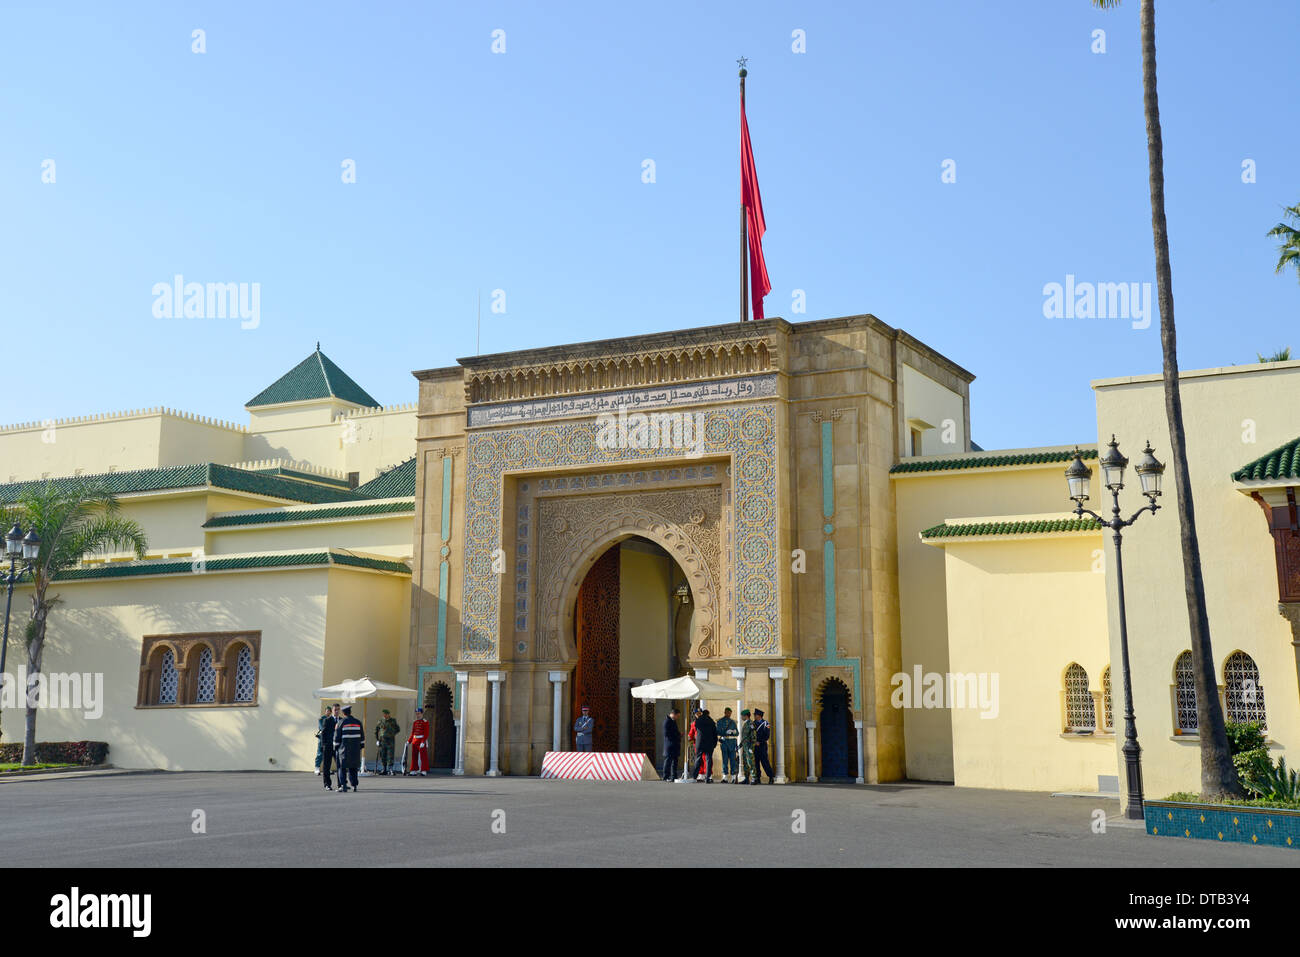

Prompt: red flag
[{"left": 740, "top": 96, "right": 771, "bottom": 322}]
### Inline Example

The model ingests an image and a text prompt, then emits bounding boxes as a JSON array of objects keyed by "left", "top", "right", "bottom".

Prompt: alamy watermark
[
  {"left": 595, "top": 407, "right": 705, "bottom": 455},
  {"left": 152, "top": 275, "right": 260, "bottom": 329},
  {"left": 891, "top": 666, "right": 999, "bottom": 719},
  {"left": 1042, "top": 274, "right": 1152, "bottom": 329},
  {"left": 0, "top": 668, "right": 104, "bottom": 719}
]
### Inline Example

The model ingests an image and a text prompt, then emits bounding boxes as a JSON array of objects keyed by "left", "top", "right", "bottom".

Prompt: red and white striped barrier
[{"left": 539, "top": 751, "right": 658, "bottom": 781}]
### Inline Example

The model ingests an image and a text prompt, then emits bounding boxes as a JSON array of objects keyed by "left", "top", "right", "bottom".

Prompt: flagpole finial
[{"left": 737, "top": 56, "right": 748, "bottom": 78}]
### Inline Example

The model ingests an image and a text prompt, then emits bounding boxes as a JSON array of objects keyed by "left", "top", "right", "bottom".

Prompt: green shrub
[
  {"left": 1244, "top": 754, "right": 1300, "bottom": 802},
  {"left": 1162, "top": 790, "right": 1300, "bottom": 811},
  {"left": 1224, "top": 721, "right": 1267, "bottom": 756},
  {"left": 0, "top": 741, "right": 108, "bottom": 766}
]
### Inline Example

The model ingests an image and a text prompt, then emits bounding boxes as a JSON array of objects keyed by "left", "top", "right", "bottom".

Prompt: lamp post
[
  {"left": 2, "top": 522, "right": 41, "bottom": 695},
  {"left": 1065, "top": 437, "right": 1164, "bottom": 820}
]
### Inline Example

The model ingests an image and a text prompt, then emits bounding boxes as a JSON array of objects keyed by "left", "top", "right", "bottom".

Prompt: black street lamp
[
  {"left": 1065, "top": 437, "right": 1164, "bottom": 820},
  {"left": 2, "top": 522, "right": 41, "bottom": 689}
]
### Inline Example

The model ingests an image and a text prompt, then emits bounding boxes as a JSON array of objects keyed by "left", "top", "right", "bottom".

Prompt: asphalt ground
[{"left": 0, "top": 769, "right": 1292, "bottom": 868}]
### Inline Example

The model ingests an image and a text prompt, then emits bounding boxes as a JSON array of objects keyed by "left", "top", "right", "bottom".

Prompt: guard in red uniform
[{"left": 407, "top": 707, "right": 430, "bottom": 776}]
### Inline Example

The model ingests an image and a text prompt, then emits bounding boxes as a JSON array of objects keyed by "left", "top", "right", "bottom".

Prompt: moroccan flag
[{"left": 740, "top": 95, "right": 771, "bottom": 322}]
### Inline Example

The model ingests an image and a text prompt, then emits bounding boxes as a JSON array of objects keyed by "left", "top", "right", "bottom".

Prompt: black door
[{"left": 819, "top": 684, "right": 852, "bottom": 779}]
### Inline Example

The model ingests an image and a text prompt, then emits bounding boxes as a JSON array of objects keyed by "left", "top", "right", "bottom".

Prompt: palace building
[{"left": 2, "top": 319, "right": 1297, "bottom": 810}]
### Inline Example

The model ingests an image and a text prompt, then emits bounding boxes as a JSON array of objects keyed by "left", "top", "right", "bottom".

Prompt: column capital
[
  {"left": 804, "top": 720, "right": 816, "bottom": 729},
  {"left": 729, "top": 666, "right": 746, "bottom": 679},
  {"left": 694, "top": 668, "right": 708, "bottom": 680},
  {"left": 768, "top": 666, "right": 792, "bottom": 680},
  {"left": 486, "top": 670, "right": 506, "bottom": 683},
  {"left": 454, "top": 670, "right": 469, "bottom": 683},
  {"left": 547, "top": 670, "right": 568, "bottom": 683},
  {"left": 853, "top": 719, "right": 864, "bottom": 729}
]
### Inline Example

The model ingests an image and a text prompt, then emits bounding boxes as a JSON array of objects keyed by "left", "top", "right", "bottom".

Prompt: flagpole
[{"left": 739, "top": 58, "right": 749, "bottom": 324}]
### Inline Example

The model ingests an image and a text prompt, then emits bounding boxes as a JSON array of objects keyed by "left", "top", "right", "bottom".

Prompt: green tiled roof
[
  {"left": 1232, "top": 436, "right": 1300, "bottom": 482},
  {"left": 0, "top": 464, "right": 370, "bottom": 506},
  {"left": 921, "top": 517, "right": 1104, "bottom": 539},
  {"left": 251, "top": 466, "right": 353, "bottom": 490},
  {"left": 354, "top": 457, "right": 417, "bottom": 498},
  {"left": 204, "top": 500, "right": 415, "bottom": 528},
  {"left": 55, "top": 550, "right": 409, "bottom": 581},
  {"left": 891, "top": 448, "right": 1097, "bottom": 475},
  {"left": 246, "top": 348, "right": 380, "bottom": 409}
]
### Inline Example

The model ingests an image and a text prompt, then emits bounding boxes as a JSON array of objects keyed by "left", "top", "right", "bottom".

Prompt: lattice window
[
  {"left": 1064, "top": 663, "right": 1095, "bottom": 731},
  {"left": 1102, "top": 666, "right": 1113, "bottom": 730},
  {"left": 234, "top": 647, "right": 256, "bottom": 703},
  {"left": 194, "top": 647, "right": 216, "bottom": 703},
  {"left": 1224, "top": 651, "right": 1266, "bottom": 729},
  {"left": 1175, "top": 651, "right": 1198, "bottom": 733},
  {"left": 158, "top": 650, "right": 178, "bottom": 705}
]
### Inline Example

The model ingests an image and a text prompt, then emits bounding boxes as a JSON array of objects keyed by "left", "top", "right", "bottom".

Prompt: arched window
[
  {"left": 233, "top": 646, "right": 257, "bottom": 703},
  {"left": 1223, "top": 651, "right": 1266, "bottom": 729},
  {"left": 1101, "top": 666, "right": 1113, "bottom": 731},
  {"left": 194, "top": 647, "right": 217, "bottom": 704},
  {"left": 1174, "top": 651, "right": 1198, "bottom": 733},
  {"left": 158, "top": 650, "right": 178, "bottom": 705},
  {"left": 1064, "top": 663, "right": 1096, "bottom": 732}
]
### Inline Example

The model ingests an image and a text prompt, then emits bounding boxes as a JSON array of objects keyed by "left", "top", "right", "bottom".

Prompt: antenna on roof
[{"left": 316, "top": 341, "right": 320, "bottom": 352}]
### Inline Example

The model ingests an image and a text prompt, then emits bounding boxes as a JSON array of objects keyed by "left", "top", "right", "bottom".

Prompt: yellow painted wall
[
  {"left": 1094, "top": 361, "right": 1300, "bottom": 800},
  {"left": 321, "top": 566, "right": 412, "bottom": 732},
  {"left": 893, "top": 455, "right": 1089, "bottom": 781},
  {"left": 940, "top": 533, "right": 1112, "bottom": 791},
  {"left": 901, "top": 364, "right": 965, "bottom": 455},
  {"left": 618, "top": 542, "right": 672, "bottom": 679},
  {"left": 205, "top": 513, "right": 416, "bottom": 558},
  {"left": 0, "top": 568, "right": 331, "bottom": 771}
]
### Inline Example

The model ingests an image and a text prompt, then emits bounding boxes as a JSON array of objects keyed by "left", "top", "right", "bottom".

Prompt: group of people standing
[
  {"left": 661, "top": 705, "right": 775, "bottom": 784},
  {"left": 315, "top": 704, "right": 434, "bottom": 789}
]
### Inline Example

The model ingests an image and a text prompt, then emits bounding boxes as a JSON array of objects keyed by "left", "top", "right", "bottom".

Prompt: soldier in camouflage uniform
[
  {"left": 738, "top": 708, "right": 756, "bottom": 785},
  {"left": 374, "top": 709, "right": 400, "bottom": 775}
]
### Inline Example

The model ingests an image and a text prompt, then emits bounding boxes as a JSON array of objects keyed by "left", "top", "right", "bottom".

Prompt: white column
[
  {"left": 485, "top": 670, "right": 505, "bottom": 777},
  {"left": 854, "top": 719, "right": 865, "bottom": 785},
  {"left": 769, "top": 666, "right": 790, "bottom": 783},
  {"left": 548, "top": 671, "right": 567, "bottom": 752},
  {"left": 805, "top": 720, "right": 817, "bottom": 782},
  {"left": 730, "top": 666, "right": 745, "bottom": 719},
  {"left": 453, "top": 670, "right": 468, "bottom": 776}
]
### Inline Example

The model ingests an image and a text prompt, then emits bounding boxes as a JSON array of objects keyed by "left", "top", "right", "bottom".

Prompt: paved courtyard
[{"left": 0, "top": 770, "right": 1291, "bottom": 867}]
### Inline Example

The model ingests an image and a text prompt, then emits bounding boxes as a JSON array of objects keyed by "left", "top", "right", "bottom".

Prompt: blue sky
[{"left": 1, "top": 0, "right": 1296, "bottom": 449}]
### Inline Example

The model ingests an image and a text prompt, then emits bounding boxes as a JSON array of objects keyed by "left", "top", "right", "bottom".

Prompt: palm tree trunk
[
  {"left": 21, "top": 597, "right": 47, "bottom": 766},
  {"left": 1140, "top": 0, "right": 1239, "bottom": 797}
]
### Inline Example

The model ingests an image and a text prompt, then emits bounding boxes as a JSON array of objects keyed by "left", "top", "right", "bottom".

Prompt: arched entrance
[
  {"left": 819, "top": 678, "right": 857, "bottom": 780},
  {"left": 570, "top": 536, "right": 691, "bottom": 758},
  {"left": 424, "top": 681, "right": 456, "bottom": 769}
]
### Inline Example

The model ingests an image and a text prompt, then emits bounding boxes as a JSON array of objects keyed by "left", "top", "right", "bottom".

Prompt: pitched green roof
[
  {"left": 246, "top": 348, "right": 380, "bottom": 409},
  {"left": 891, "top": 448, "right": 1098, "bottom": 475},
  {"left": 204, "top": 500, "right": 415, "bottom": 528},
  {"left": 1232, "top": 436, "right": 1300, "bottom": 482},
  {"left": 921, "top": 517, "right": 1104, "bottom": 539},
  {"left": 0, "top": 463, "right": 371, "bottom": 506},
  {"left": 55, "top": 550, "right": 409, "bottom": 582},
  {"left": 354, "top": 457, "right": 417, "bottom": 498}
]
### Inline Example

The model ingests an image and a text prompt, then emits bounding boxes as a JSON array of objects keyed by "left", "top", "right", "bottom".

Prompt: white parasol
[{"left": 313, "top": 676, "right": 420, "bottom": 774}]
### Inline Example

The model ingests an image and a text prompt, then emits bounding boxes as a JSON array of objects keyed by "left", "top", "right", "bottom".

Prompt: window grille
[
  {"left": 1102, "top": 666, "right": 1112, "bottom": 730},
  {"left": 195, "top": 647, "right": 216, "bottom": 703},
  {"left": 234, "top": 647, "right": 256, "bottom": 703},
  {"left": 1175, "top": 651, "right": 1198, "bottom": 733},
  {"left": 158, "top": 650, "right": 178, "bottom": 705},
  {"left": 1224, "top": 651, "right": 1266, "bottom": 729},
  {"left": 1064, "top": 663, "right": 1095, "bottom": 731}
]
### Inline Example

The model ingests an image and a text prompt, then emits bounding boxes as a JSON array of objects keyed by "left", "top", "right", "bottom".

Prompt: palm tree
[
  {"left": 1257, "top": 347, "right": 1292, "bottom": 363},
  {"left": 1093, "top": 0, "right": 1240, "bottom": 798},
  {"left": 1268, "top": 203, "right": 1300, "bottom": 283},
  {"left": 1, "top": 480, "right": 146, "bottom": 765}
]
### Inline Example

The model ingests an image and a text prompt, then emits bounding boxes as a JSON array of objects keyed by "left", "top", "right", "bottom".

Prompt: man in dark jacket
[
  {"left": 694, "top": 708, "right": 718, "bottom": 783},
  {"left": 334, "top": 705, "right": 365, "bottom": 793},
  {"left": 661, "top": 708, "right": 682, "bottom": 781},
  {"left": 319, "top": 703, "right": 340, "bottom": 790},
  {"left": 751, "top": 708, "right": 775, "bottom": 784}
]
